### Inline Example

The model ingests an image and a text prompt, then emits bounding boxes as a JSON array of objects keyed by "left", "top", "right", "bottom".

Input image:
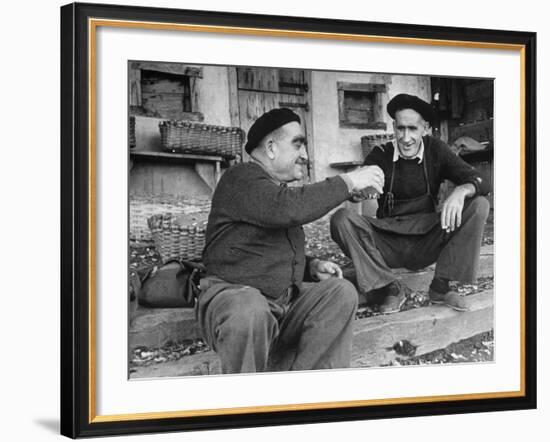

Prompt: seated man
[
  {"left": 197, "top": 108, "right": 384, "bottom": 374},
  {"left": 330, "top": 94, "right": 490, "bottom": 314}
]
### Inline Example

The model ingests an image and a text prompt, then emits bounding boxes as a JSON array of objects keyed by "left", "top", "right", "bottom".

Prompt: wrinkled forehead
[{"left": 393, "top": 108, "right": 425, "bottom": 126}]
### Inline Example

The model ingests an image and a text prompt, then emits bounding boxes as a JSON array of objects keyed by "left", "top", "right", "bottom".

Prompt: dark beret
[
  {"left": 387, "top": 93, "right": 435, "bottom": 123},
  {"left": 245, "top": 108, "right": 301, "bottom": 154}
]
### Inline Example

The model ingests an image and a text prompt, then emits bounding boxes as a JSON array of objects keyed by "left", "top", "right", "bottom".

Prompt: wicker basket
[
  {"left": 129, "top": 116, "right": 136, "bottom": 148},
  {"left": 361, "top": 133, "right": 394, "bottom": 158},
  {"left": 159, "top": 120, "right": 244, "bottom": 159},
  {"left": 130, "top": 196, "right": 211, "bottom": 243},
  {"left": 147, "top": 212, "right": 209, "bottom": 263}
]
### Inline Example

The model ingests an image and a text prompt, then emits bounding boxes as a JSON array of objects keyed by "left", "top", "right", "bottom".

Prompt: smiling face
[
  {"left": 393, "top": 108, "right": 428, "bottom": 159},
  {"left": 267, "top": 121, "right": 308, "bottom": 182}
]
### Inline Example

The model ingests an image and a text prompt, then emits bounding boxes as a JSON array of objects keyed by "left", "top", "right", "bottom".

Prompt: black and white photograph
[
  {"left": 56, "top": 2, "right": 536, "bottom": 437},
  {"left": 1, "top": 0, "right": 544, "bottom": 439},
  {"left": 127, "top": 61, "right": 495, "bottom": 379}
]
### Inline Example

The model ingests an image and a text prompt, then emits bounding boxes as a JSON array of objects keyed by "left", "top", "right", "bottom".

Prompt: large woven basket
[
  {"left": 130, "top": 196, "right": 211, "bottom": 243},
  {"left": 159, "top": 120, "right": 244, "bottom": 159},
  {"left": 147, "top": 212, "right": 209, "bottom": 263}
]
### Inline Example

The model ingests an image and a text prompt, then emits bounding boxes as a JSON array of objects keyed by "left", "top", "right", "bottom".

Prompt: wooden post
[{"left": 215, "top": 161, "right": 221, "bottom": 184}]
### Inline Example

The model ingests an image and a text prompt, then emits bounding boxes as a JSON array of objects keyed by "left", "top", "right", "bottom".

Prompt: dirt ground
[
  {"left": 385, "top": 330, "right": 494, "bottom": 367},
  {"left": 129, "top": 209, "right": 495, "bottom": 369}
]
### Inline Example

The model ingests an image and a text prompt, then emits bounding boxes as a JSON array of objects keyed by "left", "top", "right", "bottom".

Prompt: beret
[
  {"left": 387, "top": 93, "right": 435, "bottom": 123},
  {"left": 245, "top": 108, "right": 301, "bottom": 154}
]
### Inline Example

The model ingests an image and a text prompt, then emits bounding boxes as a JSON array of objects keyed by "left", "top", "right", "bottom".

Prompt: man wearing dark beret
[
  {"left": 331, "top": 93, "right": 490, "bottom": 313},
  {"left": 197, "top": 108, "right": 385, "bottom": 374}
]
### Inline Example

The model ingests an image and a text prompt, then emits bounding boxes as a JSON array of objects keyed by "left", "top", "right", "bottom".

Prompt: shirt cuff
[
  {"left": 465, "top": 177, "right": 482, "bottom": 197},
  {"left": 339, "top": 173, "right": 355, "bottom": 194}
]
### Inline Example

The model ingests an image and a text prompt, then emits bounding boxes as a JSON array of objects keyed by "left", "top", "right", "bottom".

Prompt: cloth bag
[{"left": 137, "top": 259, "right": 206, "bottom": 308}]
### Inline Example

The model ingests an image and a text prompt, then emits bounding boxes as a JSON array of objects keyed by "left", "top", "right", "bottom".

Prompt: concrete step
[
  {"left": 130, "top": 308, "right": 200, "bottom": 351},
  {"left": 129, "top": 245, "right": 493, "bottom": 352},
  {"left": 130, "top": 288, "right": 494, "bottom": 379},
  {"left": 350, "top": 244, "right": 494, "bottom": 302},
  {"left": 352, "top": 289, "right": 494, "bottom": 367}
]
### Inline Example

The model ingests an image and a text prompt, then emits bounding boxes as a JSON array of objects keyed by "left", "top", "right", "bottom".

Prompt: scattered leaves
[{"left": 130, "top": 339, "right": 211, "bottom": 368}]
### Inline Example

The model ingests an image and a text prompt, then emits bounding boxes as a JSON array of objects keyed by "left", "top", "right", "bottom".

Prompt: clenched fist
[{"left": 309, "top": 259, "right": 343, "bottom": 281}]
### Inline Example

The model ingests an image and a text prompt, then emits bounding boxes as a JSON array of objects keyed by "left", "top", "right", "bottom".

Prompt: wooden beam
[
  {"left": 330, "top": 161, "right": 364, "bottom": 170},
  {"left": 227, "top": 67, "right": 241, "bottom": 128},
  {"left": 194, "top": 162, "right": 217, "bottom": 192},
  {"left": 340, "top": 121, "right": 387, "bottom": 130},
  {"left": 337, "top": 82, "right": 387, "bottom": 93},
  {"left": 352, "top": 290, "right": 494, "bottom": 367},
  {"left": 303, "top": 70, "right": 315, "bottom": 182},
  {"left": 129, "top": 66, "right": 142, "bottom": 107},
  {"left": 130, "top": 151, "right": 224, "bottom": 162},
  {"left": 129, "top": 289, "right": 494, "bottom": 379},
  {"left": 130, "top": 61, "right": 203, "bottom": 78},
  {"left": 129, "top": 307, "right": 200, "bottom": 351}
]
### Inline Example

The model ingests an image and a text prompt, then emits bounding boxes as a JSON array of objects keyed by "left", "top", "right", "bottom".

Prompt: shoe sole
[
  {"left": 430, "top": 299, "right": 469, "bottom": 312},
  {"left": 380, "top": 296, "right": 407, "bottom": 314}
]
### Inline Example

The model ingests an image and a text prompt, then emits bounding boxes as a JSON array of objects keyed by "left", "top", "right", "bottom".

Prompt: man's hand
[
  {"left": 309, "top": 259, "right": 343, "bottom": 281},
  {"left": 440, "top": 184, "right": 475, "bottom": 232},
  {"left": 345, "top": 165, "right": 385, "bottom": 194}
]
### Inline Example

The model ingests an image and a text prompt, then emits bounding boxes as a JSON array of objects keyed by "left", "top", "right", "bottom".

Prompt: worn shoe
[
  {"left": 379, "top": 281, "right": 407, "bottom": 314},
  {"left": 429, "top": 289, "right": 468, "bottom": 312}
]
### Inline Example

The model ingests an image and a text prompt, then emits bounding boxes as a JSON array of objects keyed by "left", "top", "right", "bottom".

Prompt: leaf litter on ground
[{"left": 129, "top": 209, "right": 494, "bottom": 367}]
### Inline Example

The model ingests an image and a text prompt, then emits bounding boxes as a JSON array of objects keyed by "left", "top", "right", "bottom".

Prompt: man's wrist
[
  {"left": 455, "top": 183, "right": 475, "bottom": 198},
  {"left": 309, "top": 258, "right": 320, "bottom": 268}
]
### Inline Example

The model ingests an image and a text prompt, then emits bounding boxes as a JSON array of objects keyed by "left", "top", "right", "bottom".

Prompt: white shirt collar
[{"left": 392, "top": 139, "right": 424, "bottom": 163}]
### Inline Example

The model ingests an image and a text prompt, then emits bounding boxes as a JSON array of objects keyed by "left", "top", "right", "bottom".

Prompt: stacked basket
[
  {"left": 147, "top": 211, "right": 209, "bottom": 263},
  {"left": 361, "top": 133, "right": 395, "bottom": 158},
  {"left": 159, "top": 120, "right": 244, "bottom": 159},
  {"left": 130, "top": 196, "right": 211, "bottom": 243}
]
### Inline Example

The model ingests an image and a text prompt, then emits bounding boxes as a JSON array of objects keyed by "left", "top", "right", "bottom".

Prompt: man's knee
[
  {"left": 330, "top": 208, "right": 353, "bottom": 230},
  {"left": 465, "top": 196, "right": 490, "bottom": 222},
  {"left": 330, "top": 208, "right": 365, "bottom": 238},
  {"left": 323, "top": 278, "right": 358, "bottom": 312}
]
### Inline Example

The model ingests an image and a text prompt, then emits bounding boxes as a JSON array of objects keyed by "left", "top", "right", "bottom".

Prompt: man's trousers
[
  {"left": 329, "top": 196, "right": 490, "bottom": 294},
  {"left": 196, "top": 276, "right": 358, "bottom": 374}
]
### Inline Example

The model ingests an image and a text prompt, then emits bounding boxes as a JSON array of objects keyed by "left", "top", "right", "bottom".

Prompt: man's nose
[
  {"left": 299, "top": 143, "right": 308, "bottom": 160},
  {"left": 401, "top": 129, "right": 411, "bottom": 142}
]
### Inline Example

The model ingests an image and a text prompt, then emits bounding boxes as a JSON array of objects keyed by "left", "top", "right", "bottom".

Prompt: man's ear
[{"left": 265, "top": 138, "right": 276, "bottom": 160}]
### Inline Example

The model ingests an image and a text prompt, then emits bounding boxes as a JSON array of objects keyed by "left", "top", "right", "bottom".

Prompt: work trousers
[
  {"left": 196, "top": 276, "right": 358, "bottom": 374},
  {"left": 330, "top": 196, "right": 490, "bottom": 294}
]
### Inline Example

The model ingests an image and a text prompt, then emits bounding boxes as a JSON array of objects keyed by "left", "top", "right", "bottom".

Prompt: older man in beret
[
  {"left": 330, "top": 93, "right": 490, "bottom": 313},
  {"left": 197, "top": 108, "right": 385, "bottom": 374}
]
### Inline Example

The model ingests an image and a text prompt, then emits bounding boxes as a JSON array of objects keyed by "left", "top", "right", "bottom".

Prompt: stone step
[
  {"left": 129, "top": 245, "right": 493, "bottom": 351},
  {"left": 130, "top": 308, "right": 200, "bottom": 351},
  {"left": 130, "top": 288, "right": 494, "bottom": 379},
  {"left": 352, "top": 289, "right": 494, "bottom": 367},
  {"left": 350, "top": 244, "right": 494, "bottom": 303}
]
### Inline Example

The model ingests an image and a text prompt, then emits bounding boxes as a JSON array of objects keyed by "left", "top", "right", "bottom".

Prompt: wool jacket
[
  {"left": 203, "top": 162, "right": 351, "bottom": 300},
  {"left": 364, "top": 135, "right": 490, "bottom": 218}
]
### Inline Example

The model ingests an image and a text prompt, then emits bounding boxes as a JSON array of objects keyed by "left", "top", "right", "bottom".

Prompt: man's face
[
  {"left": 269, "top": 121, "right": 308, "bottom": 182},
  {"left": 393, "top": 108, "right": 427, "bottom": 159}
]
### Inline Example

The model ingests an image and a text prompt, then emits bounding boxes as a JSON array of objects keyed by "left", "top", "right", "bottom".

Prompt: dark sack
[{"left": 138, "top": 259, "right": 206, "bottom": 308}]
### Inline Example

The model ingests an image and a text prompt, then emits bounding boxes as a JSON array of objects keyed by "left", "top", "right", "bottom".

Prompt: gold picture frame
[{"left": 61, "top": 2, "right": 536, "bottom": 437}]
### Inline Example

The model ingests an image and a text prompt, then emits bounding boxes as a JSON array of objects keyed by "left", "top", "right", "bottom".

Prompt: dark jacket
[
  {"left": 203, "top": 162, "right": 351, "bottom": 300},
  {"left": 364, "top": 135, "right": 490, "bottom": 218}
]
